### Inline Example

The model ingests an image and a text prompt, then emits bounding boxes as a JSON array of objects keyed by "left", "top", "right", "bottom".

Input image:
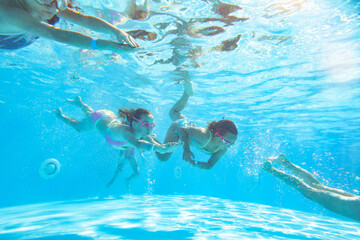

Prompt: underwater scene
[{"left": 0, "top": 0, "right": 360, "bottom": 239}]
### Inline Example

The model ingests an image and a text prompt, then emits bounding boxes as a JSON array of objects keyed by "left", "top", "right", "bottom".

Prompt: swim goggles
[
  {"left": 35, "top": 0, "right": 69, "bottom": 10},
  {"left": 215, "top": 128, "right": 235, "bottom": 147},
  {"left": 132, "top": 116, "right": 155, "bottom": 128}
]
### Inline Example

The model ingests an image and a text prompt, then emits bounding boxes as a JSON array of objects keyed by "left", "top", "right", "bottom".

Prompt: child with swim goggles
[
  {"left": 152, "top": 81, "right": 238, "bottom": 170},
  {"left": 54, "top": 96, "right": 182, "bottom": 188}
]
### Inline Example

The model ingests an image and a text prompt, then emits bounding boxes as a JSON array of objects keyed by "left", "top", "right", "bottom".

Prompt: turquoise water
[
  {"left": 1, "top": 195, "right": 360, "bottom": 240},
  {"left": 1, "top": 0, "right": 360, "bottom": 239}
]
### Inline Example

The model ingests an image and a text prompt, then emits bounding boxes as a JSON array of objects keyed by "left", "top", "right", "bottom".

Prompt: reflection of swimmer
[
  {"left": 39, "top": 158, "right": 60, "bottom": 179},
  {"left": 152, "top": 81, "right": 238, "bottom": 170},
  {"left": 210, "top": 34, "right": 241, "bottom": 52},
  {"left": 257, "top": 35, "right": 292, "bottom": 45},
  {"left": 264, "top": 0, "right": 306, "bottom": 18},
  {"left": 54, "top": 96, "right": 182, "bottom": 188},
  {"left": 261, "top": 154, "right": 360, "bottom": 222},
  {"left": 209, "top": 0, "right": 242, "bottom": 18},
  {"left": 0, "top": 0, "right": 140, "bottom": 51}
]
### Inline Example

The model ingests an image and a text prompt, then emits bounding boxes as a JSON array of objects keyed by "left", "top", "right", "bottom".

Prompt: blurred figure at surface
[
  {"left": 263, "top": 0, "right": 306, "bottom": 18},
  {"left": 0, "top": 0, "right": 140, "bottom": 51},
  {"left": 261, "top": 154, "right": 360, "bottom": 222}
]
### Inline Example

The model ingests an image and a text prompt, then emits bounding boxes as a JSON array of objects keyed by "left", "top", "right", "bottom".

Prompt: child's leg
[
  {"left": 66, "top": 96, "right": 94, "bottom": 117},
  {"left": 54, "top": 108, "right": 93, "bottom": 132},
  {"left": 169, "top": 81, "right": 193, "bottom": 122},
  {"left": 125, "top": 153, "right": 140, "bottom": 190},
  {"left": 107, "top": 151, "right": 126, "bottom": 188}
]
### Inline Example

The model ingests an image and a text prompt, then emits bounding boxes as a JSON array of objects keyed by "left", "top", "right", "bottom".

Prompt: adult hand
[{"left": 115, "top": 29, "right": 140, "bottom": 48}]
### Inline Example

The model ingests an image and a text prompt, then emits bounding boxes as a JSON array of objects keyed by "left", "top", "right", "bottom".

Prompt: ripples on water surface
[{"left": 1, "top": 0, "right": 360, "bottom": 232}]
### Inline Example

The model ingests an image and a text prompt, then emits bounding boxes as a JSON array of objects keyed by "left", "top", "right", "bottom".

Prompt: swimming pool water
[
  {"left": 1, "top": 0, "right": 360, "bottom": 238},
  {"left": 1, "top": 195, "right": 359, "bottom": 240}
]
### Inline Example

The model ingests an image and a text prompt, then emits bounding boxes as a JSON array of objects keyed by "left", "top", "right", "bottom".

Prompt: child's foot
[
  {"left": 265, "top": 154, "right": 288, "bottom": 166},
  {"left": 183, "top": 81, "right": 194, "bottom": 96},
  {"left": 260, "top": 161, "right": 274, "bottom": 172},
  {"left": 53, "top": 108, "right": 64, "bottom": 119},
  {"left": 66, "top": 96, "right": 82, "bottom": 107}
]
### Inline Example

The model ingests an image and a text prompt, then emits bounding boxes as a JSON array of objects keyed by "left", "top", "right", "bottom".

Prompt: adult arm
[
  {"left": 2, "top": 8, "right": 134, "bottom": 53},
  {"left": 58, "top": 8, "right": 139, "bottom": 48}
]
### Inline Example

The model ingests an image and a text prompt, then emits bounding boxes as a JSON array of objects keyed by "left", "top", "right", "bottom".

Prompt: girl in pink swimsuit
[{"left": 54, "top": 96, "right": 182, "bottom": 189}]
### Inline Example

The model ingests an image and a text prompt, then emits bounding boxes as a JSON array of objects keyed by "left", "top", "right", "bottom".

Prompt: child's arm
[
  {"left": 196, "top": 150, "right": 227, "bottom": 170},
  {"left": 180, "top": 127, "right": 195, "bottom": 162},
  {"left": 124, "top": 130, "right": 182, "bottom": 154}
]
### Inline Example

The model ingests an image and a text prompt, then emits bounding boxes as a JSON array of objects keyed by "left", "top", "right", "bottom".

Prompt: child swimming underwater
[
  {"left": 55, "top": 96, "right": 182, "bottom": 188},
  {"left": 152, "top": 81, "right": 238, "bottom": 170}
]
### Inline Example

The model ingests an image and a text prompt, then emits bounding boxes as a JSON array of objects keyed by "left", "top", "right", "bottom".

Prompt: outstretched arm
[
  {"left": 58, "top": 8, "right": 140, "bottom": 48},
  {"left": 124, "top": 130, "right": 183, "bottom": 154}
]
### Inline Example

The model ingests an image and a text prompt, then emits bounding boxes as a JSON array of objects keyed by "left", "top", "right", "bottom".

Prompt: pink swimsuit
[{"left": 92, "top": 110, "right": 131, "bottom": 150}]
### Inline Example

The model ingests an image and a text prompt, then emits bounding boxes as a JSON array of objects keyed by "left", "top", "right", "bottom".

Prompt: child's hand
[
  {"left": 158, "top": 142, "right": 183, "bottom": 153},
  {"left": 183, "top": 149, "right": 195, "bottom": 162}
]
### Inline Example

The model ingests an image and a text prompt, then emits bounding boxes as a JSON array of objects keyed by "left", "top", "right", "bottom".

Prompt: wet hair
[
  {"left": 118, "top": 108, "right": 152, "bottom": 127},
  {"left": 207, "top": 119, "right": 238, "bottom": 136}
]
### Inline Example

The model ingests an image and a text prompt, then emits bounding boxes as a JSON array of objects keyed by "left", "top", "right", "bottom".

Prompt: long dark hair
[
  {"left": 207, "top": 119, "right": 238, "bottom": 136},
  {"left": 118, "top": 108, "right": 152, "bottom": 127}
]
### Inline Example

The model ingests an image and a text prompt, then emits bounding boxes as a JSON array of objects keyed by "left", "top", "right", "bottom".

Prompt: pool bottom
[{"left": 0, "top": 195, "right": 359, "bottom": 240}]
